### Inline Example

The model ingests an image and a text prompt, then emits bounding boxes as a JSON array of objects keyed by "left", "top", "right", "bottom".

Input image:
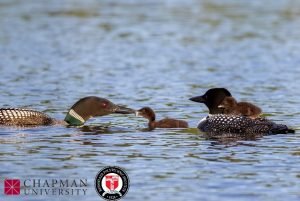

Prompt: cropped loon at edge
[
  {"left": 190, "top": 88, "right": 295, "bottom": 136},
  {"left": 0, "top": 97, "right": 135, "bottom": 126}
]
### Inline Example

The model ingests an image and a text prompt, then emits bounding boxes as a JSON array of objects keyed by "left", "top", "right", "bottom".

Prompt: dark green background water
[{"left": 0, "top": 0, "right": 299, "bottom": 200}]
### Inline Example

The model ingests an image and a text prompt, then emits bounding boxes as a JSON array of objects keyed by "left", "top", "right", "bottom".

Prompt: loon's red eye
[{"left": 102, "top": 102, "right": 108, "bottom": 108}]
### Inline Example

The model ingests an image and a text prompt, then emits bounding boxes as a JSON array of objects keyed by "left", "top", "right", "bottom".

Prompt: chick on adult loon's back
[{"left": 218, "top": 96, "right": 262, "bottom": 119}]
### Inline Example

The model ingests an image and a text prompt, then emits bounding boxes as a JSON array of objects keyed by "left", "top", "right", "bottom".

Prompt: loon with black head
[
  {"left": 0, "top": 96, "right": 135, "bottom": 126},
  {"left": 189, "top": 88, "right": 232, "bottom": 114},
  {"left": 190, "top": 88, "right": 294, "bottom": 138}
]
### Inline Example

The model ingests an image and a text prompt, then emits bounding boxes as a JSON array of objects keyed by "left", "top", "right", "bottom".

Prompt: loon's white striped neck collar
[{"left": 65, "top": 109, "right": 85, "bottom": 126}]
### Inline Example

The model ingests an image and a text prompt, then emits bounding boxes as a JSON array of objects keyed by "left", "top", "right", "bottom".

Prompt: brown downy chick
[
  {"left": 218, "top": 97, "right": 262, "bottom": 119},
  {"left": 136, "top": 107, "right": 188, "bottom": 129}
]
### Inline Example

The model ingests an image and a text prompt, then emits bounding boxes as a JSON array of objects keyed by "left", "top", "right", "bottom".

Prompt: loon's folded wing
[{"left": 0, "top": 108, "right": 54, "bottom": 126}]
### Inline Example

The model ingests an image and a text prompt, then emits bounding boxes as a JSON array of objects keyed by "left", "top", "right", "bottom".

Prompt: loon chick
[
  {"left": 198, "top": 114, "right": 294, "bottom": 138},
  {"left": 0, "top": 96, "right": 134, "bottom": 126},
  {"left": 189, "top": 88, "right": 232, "bottom": 114},
  {"left": 136, "top": 107, "right": 188, "bottom": 129},
  {"left": 218, "top": 97, "right": 262, "bottom": 119}
]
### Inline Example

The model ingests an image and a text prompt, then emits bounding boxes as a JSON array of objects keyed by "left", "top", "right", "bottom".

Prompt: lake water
[{"left": 0, "top": 0, "right": 300, "bottom": 200}]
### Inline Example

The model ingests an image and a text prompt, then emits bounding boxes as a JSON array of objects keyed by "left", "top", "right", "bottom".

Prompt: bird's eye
[{"left": 102, "top": 102, "right": 108, "bottom": 108}]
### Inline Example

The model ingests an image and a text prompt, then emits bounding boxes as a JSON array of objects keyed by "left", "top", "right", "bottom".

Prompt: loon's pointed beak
[
  {"left": 189, "top": 95, "right": 205, "bottom": 103},
  {"left": 114, "top": 104, "right": 135, "bottom": 114}
]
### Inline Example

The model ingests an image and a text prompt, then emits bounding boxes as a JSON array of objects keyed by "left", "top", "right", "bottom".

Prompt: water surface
[{"left": 0, "top": 0, "right": 300, "bottom": 200}]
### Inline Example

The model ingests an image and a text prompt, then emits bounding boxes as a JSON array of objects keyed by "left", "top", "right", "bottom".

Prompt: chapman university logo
[
  {"left": 94, "top": 166, "right": 129, "bottom": 201},
  {"left": 2, "top": 178, "right": 87, "bottom": 196}
]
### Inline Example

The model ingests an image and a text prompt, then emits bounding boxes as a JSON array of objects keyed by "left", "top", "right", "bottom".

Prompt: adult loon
[
  {"left": 190, "top": 88, "right": 294, "bottom": 137},
  {"left": 0, "top": 96, "right": 135, "bottom": 126}
]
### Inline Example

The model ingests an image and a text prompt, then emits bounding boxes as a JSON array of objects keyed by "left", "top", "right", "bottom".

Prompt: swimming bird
[
  {"left": 190, "top": 88, "right": 294, "bottom": 136},
  {"left": 218, "top": 96, "right": 262, "bottom": 119},
  {"left": 0, "top": 96, "right": 135, "bottom": 126},
  {"left": 135, "top": 107, "right": 188, "bottom": 129}
]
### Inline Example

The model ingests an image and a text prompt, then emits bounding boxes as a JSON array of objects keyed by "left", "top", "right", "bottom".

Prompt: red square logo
[{"left": 4, "top": 179, "right": 20, "bottom": 195}]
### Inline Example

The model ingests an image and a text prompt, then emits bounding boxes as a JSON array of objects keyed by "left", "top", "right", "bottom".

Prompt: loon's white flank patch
[
  {"left": 69, "top": 109, "right": 85, "bottom": 123},
  {"left": 197, "top": 116, "right": 208, "bottom": 127}
]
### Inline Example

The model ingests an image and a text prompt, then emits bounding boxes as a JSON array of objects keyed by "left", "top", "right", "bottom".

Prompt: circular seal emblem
[{"left": 95, "top": 166, "right": 130, "bottom": 201}]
